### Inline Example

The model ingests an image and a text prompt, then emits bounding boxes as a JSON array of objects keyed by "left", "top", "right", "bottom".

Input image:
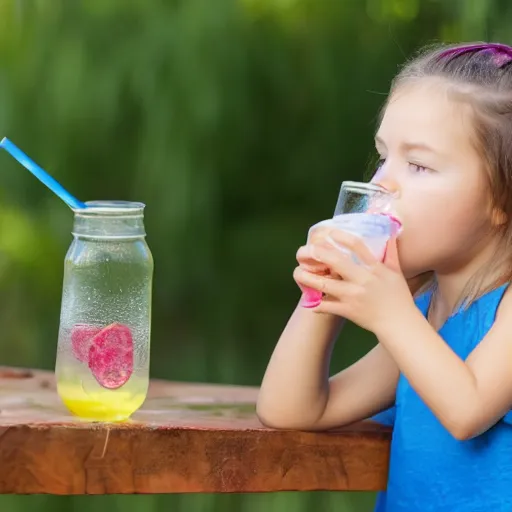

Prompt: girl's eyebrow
[
  {"left": 375, "top": 135, "right": 438, "bottom": 155},
  {"left": 402, "top": 141, "right": 437, "bottom": 154}
]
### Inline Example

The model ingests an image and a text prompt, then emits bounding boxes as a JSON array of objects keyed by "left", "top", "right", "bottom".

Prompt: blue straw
[{"left": 0, "top": 137, "right": 87, "bottom": 210}]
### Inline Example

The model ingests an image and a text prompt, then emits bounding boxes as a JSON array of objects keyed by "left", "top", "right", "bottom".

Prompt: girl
[{"left": 257, "top": 42, "right": 512, "bottom": 511}]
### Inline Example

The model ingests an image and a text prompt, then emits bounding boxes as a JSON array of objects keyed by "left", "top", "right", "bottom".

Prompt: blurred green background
[{"left": 0, "top": 0, "right": 510, "bottom": 510}]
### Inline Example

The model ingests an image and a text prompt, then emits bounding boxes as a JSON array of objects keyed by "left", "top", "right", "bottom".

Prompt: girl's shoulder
[
  {"left": 495, "top": 282, "right": 512, "bottom": 321},
  {"left": 454, "top": 282, "right": 511, "bottom": 355},
  {"left": 413, "top": 283, "right": 510, "bottom": 355}
]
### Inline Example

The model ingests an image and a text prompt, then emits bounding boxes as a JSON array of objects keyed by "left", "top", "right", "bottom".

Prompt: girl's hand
[
  {"left": 294, "top": 229, "right": 417, "bottom": 334},
  {"left": 294, "top": 237, "right": 347, "bottom": 306},
  {"left": 295, "top": 223, "right": 339, "bottom": 276},
  {"left": 294, "top": 243, "right": 334, "bottom": 302},
  {"left": 295, "top": 243, "right": 330, "bottom": 276}
]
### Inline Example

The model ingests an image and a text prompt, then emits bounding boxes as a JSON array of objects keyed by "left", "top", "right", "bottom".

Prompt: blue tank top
[{"left": 371, "top": 283, "right": 512, "bottom": 511}]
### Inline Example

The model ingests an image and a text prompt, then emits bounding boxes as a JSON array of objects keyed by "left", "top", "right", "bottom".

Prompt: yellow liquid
[{"left": 57, "top": 381, "right": 147, "bottom": 422}]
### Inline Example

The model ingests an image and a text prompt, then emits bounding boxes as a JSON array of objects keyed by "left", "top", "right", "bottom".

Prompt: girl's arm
[
  {"left": 257, "top": 303, "right": 399, "bottom": 431},
  {"left": 304, "top": 232, "right": 512, "bottom": 440},
  {"left": 377, "top": 291, "right": 512, "bottom": 440}
]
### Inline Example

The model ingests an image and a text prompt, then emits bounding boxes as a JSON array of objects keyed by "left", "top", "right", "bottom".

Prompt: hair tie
[{"left": 439, "top": 43, "right": 512, "bottom": 69}]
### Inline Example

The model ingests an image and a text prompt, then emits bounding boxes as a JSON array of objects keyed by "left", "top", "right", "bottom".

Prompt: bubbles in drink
[
  {"left": 56, "top": 238, "right": 152, "bottom": 421},
  {"left": 56, "top": 322, "right": 149, "bottom": 421}
]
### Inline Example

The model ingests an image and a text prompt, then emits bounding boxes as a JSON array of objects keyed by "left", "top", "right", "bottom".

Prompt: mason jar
[{"left": 55, "top": 201, "right": 153, "bottom": 422}]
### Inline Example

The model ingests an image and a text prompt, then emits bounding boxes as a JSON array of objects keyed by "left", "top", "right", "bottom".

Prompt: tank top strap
[
  {"left": 473, "top": 282, "right": 510, "bottom": 313},
  {"left": 414, "top": 283, "right": 510, "bottom": 321},
  {"left": 414, "top": 289, "right": 433, "bottom": 317}
]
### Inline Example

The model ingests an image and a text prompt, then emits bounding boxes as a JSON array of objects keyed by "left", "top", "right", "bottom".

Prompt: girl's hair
[{"left": 381, "top": 42, "right": 512, "bottom": 308}]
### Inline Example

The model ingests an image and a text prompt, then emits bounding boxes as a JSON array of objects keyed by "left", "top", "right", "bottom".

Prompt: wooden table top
[{"left": 0, "top": 366, "right": 390, "bottom": 494}]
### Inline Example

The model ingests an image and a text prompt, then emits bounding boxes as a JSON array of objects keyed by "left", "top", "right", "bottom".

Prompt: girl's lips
[
  {"left": 386, "top": 213, "right": 402, "bottom": 227},
  {"left": 381, "top": 213, "right": 402, "bottom": 234}
]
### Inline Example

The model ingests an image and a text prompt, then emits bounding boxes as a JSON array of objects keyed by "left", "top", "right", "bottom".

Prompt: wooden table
[{"left": 0, "top": 366, "right": 391, "bottom": 495}]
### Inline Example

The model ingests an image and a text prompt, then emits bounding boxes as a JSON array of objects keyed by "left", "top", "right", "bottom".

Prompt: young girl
[{"left": 257, "top": 41, "right": 512, "bottom": 511}]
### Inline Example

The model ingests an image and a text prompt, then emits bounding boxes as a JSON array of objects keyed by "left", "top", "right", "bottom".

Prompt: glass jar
[{"left": 55, "top": 201, "right": 153, "bottom": 422}]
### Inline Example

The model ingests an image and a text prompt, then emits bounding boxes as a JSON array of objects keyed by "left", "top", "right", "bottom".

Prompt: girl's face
[{"left": 372, "top": 80, "right": 498, "bottom": 278}]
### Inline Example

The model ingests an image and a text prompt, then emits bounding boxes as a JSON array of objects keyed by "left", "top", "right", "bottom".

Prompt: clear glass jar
[{"left": 55, "top": 201, "right": 153, "bottom": 422}]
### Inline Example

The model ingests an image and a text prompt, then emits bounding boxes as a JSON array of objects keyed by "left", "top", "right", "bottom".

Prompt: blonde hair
[{"left": 381, "top": 42, "right": 512, "bottom": 308}]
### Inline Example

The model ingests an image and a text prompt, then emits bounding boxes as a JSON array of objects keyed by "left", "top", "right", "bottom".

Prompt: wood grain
[{"left": 0, "top": 366, "right": 390, "bottom": 494}]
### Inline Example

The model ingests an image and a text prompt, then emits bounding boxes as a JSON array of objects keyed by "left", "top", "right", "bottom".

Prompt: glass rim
[
  {"left": 309, "top": 213, "right": 395, "bottom": 240},
  {"left": 340, "top": 181, "right": 392, "bottom": 195},
  {"left": 72, "top": 200, "right": 146, "bottom": 216},
  {"left": 332, "top": 211, "right": 392, "bottom": 223}
]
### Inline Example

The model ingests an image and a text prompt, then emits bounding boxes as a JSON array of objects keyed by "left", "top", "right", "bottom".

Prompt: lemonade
[
  {"left": 55, "top": 201, "right": 153, "bottom": 421},
  {"left": 56, "top": 323, "right": 150, "bottom": 421},
  {"left": 57, "top": 381, "right": 146, "bottom": 421}
]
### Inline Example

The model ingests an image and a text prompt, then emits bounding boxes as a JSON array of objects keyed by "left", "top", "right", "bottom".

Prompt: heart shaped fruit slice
[
  {"left": 88, "top": 323, "right": 134, "bottom": 390},
  {"left": 71, "top": 324, "right": 102, "bottom": 363}
]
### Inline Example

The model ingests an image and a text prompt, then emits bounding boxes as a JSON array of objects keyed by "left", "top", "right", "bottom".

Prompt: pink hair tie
[{"left": 439, "top": 43, "right": 512, "bottom": 68}]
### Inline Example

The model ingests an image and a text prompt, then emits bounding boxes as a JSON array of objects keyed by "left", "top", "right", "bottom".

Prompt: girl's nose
[{"left": 370, "top": 166, "right": 400, "bottom": 197}]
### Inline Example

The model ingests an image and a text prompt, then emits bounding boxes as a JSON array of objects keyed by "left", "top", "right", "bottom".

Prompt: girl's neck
[{"left": 429, "top": 238, "right": 505, "bottom": 329}]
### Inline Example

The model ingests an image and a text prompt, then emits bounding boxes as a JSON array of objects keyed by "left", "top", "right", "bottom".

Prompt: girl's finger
[
  {"left": 313, "top": 295, "right": 351, "bottom": 317},
  {"left": 326, "top": 229, "right": 378, "bottom": 266},
  {"left": 296, "top": 245, "right": 329, "bottom": 273},
  {"left": 310, "top": 243, "right": 369, "bottom": 284},
  {"left": 293, "top": 266, "right": 358, "bottom": 299}
]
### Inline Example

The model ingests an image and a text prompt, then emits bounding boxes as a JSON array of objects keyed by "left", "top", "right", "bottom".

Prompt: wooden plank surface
[{"left": 0, "top": 366, "right": 391, "bottom": 495}]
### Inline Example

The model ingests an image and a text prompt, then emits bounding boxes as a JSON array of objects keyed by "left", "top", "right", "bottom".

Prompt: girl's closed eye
[
  {"left": 375, "top": 157, "right": 433, "bottom": 175},
  {"left": 409, "top": 162, "right": 433, "bottom": 174}
]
